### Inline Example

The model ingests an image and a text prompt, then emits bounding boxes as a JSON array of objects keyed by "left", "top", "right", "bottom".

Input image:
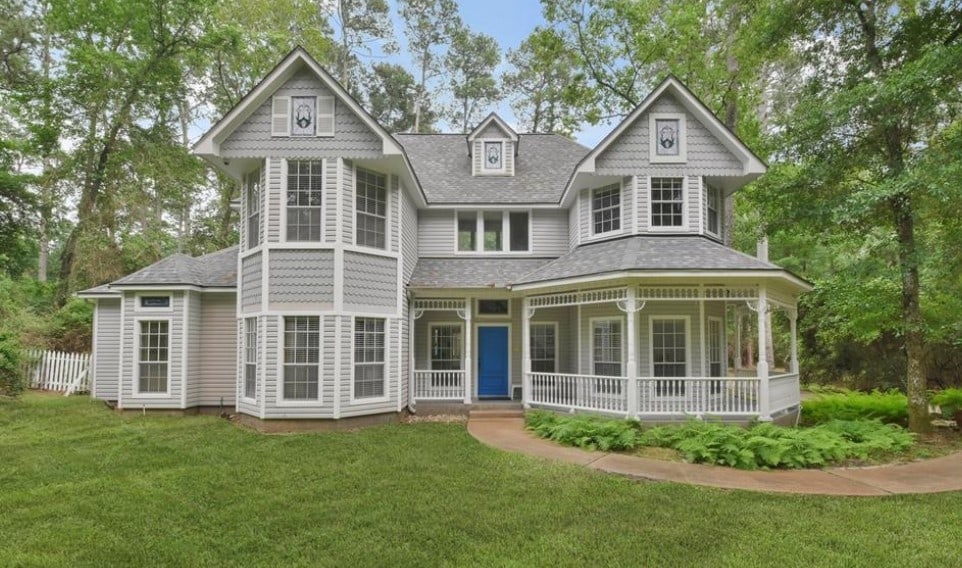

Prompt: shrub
[
  {"left": 525, "top": 410, "right": 642, "bottom": 451},
  {"left": 0, "top": 330, "right": 26, "bottom": 397},
  {"left": 801, "top": 389, "right": 908, "bottom": 426},
  {"left": 930, "top": 388, "right": 962, "bottom": 419}
]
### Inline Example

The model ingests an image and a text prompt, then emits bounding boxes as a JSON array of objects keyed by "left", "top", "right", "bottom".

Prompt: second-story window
[
  {"left": 706, "top": 182, "right": 721, "bottom": 238},
  {"left": 356, "top": 168, "right": 387, "bottom": 249},
  {"left": 245, "top": 167, "right": 261, "bottom": 248},
  {"left": 592, "top": 184, "right": 621, "bottom": 235},
  {"left": 456, "top": 211, "right": 530, "bottom": 253},
  {"left": 650, "top": 177, "right": 684, "bottom": 228},
  {"left": 286, "top": 160, "right": 323, "bottom": 241}
]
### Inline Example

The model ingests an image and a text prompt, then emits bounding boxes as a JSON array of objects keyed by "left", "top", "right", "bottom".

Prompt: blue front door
[{"left": 478, "top": 326, "right": 509, "bottom": 398}]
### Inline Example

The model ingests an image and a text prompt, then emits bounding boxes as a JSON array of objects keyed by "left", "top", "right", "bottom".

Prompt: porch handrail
[
  {"left": 769, "top": 372, "right": 801, "bottom": 415},
  {"left": 528, "top": 372, "right": 629, "bottom": 413},
  {"left": 413, "top": 369, "right": 465, "bottom": 400}
]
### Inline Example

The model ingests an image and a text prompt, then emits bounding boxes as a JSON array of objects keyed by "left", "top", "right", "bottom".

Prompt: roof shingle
[{"left": 409, "top": 258, "right": 554, "bottom": 289}]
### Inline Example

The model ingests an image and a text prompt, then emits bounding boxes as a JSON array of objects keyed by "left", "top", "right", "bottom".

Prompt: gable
[
  {"left": 219, "top": 68, "right": 383, "bottom": 160},
  {"left": 477, "top": 121, "right": 512, "bottom": 140},
  {"left": 594, "top": 92, "right": 743, "bottom": 176}
]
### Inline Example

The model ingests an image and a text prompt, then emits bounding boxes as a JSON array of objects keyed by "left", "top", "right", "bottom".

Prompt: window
[
  {"left": 592, "top": 185, "right": 621, "bottom": 235},
  {"left": 283, "top": 316, "right": 320, "bottom": 400},
  {"left": 286, "top": 160, "right": 323, "bottom": 241},
  {"left": 706, "top": 182, "right": 721, "bottom": 237},
  {"left": 509, "top": 212, "right": 529, "bottom": 251},
  {"left": 483, "top": 141, "right": 503, "bottom": 170},
  {"left": 477, "top": 299, "right": 509, "bottom": 316},
  {"left": 138, "top": 321, "right": 169, "bottom": 393},
  {"left": 244, "top": 318, "right": 257, "bottom": 400},
  {"left": 592, "top": 319, "right": 622, "bottom": 376},
  {"left": 650, "top": 177, "right": 685, "bottom": 228},
  {"left": 708, "top": 317, "right": 724, "bottom": 394},
  {"left": 652, "top": 318, "right": 687, "bottom": 397},
  {"left": 139, "top": 296, "right": 170, "bottom": 309},
  {"left": 354, "top": 318, "right": 385, "bottom": 399},
  {"left": 356, "top": 168, "right": 387, "bottom": 249},
  {"left": 290, "top": 96, "right": 316, "bottom": 137},
  {"left": 456, "top": 211, "right": 530, "bottom": 253},
  {"left": 246, "top": 168, "right": 261, "bottom": 248},
  {"left": 530, "top": 324, "right": 557, "bottom": 373},
  {"left": 430, "top": 325, "right": 462, "bottom": 370},
  {"left": 457, "top": 212, "right": 476, "bottom": 251},
  {"left": 649, "top": 113, "right": 687, "bottom": 162}
]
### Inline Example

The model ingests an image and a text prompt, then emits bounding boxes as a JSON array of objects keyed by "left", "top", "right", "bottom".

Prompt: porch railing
[
  {"left": 413, "top": 370, "right": 465, "bottom": 400},
  {"left": 769, "top": 373, "right": 801, "bottom": 415},
  {"left": 528, "top": 373, "right": 628, "bottom": 413}
]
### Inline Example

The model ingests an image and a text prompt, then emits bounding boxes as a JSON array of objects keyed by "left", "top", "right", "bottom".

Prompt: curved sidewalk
[{"left": 467, "top": 418, "right": 962, "bottom": 496}]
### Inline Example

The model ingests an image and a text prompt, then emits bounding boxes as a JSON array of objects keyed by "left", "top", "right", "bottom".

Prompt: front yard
[{"left": 2, "top": 394, "right": 962, "bottom": 566}]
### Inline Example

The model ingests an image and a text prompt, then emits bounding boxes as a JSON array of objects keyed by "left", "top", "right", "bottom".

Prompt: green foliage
[
  {"left": 0, "top": 330, "right": 25, "bottom": 396},
  {"left": 930, "top": 388, "right": 962, "bottom": 419},
  {"left": 525, "top": 410, "right": 642, "bottom": 451},
  {"left": 802, "top": 390, "right": 908, "bottom": 426},
  {"left": 527, "top": 411, "right": 915, "bottom": 470}
]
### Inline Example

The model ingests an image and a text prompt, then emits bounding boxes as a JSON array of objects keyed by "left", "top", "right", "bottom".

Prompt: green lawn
[{"left": 2, "top": 394, "right": 961, "bottom": 567}]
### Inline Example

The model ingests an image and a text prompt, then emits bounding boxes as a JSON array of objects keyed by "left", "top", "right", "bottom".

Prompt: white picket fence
[{"left": 22, "top": 349, "right": 92, "bottom": 396}]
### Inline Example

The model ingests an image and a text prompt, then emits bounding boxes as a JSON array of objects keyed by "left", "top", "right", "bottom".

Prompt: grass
[{"left": 2, "top": 394, "right": 962, "bottom": 566}]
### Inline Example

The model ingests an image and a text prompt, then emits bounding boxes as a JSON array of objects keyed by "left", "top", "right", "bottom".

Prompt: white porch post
[
  {"left": 463, "top": 300, "right": 473, "bottom": 405},
  {"left": 789, "top": 308, "right": 799, "bottom": 374},
  {"left": 522, "top": 297, "right": 532, "bottom": 409},
  {"left": 757, "top": 286, "right": 771, "bottom": 421},
  {"left": 625, "top": 288, "right": 639, "bottom": 418}
]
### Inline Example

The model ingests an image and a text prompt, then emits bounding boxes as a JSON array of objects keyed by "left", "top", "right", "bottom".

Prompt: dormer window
[{"left": 483, "top": 141, "right": 503, "bottom": 171}]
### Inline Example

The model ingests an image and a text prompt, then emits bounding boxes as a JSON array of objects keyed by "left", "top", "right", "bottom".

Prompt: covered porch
[{"left": 409, "top": 282, "right": 801, "bottom": 422}]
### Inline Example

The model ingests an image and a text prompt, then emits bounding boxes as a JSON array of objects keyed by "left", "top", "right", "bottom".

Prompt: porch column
[
  {"left": 757, "top": 286, "right": 771, "bottom": 421},
  {"left": 625, "top": 289, "right": 639, "bottom": 418},
  {"left": 522, "top": 297, "right": 532, "bottom": 409},
  {"left": 463, "top": 300, "right": 473, "bottom": 405},
  {"left": 789, "top": 308, "right": 799, "bottom": 375}
]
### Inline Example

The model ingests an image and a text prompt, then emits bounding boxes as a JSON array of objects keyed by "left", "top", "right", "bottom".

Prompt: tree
[
  {"left": 366, "top": 62, "right": 437, "bottom": 133},
  {"left": 444, "top": 29, "right": 500, "bottom": 133},
  {"left": 326, "top": 0, "right": 395, "bottom": 97},
  {"left": 756, "top": 1, "right": 962, "bottom": 432},
  {"left": 502, "top": 27, "right": 582, "bottom": 135},
  {"left": 397, "top": 0, "right": 462, "bottom": 132}
]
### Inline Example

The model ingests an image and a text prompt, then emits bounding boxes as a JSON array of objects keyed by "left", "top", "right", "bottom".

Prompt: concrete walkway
[{"left": 467, "top": 418, "right": 962, "bottom": 496}]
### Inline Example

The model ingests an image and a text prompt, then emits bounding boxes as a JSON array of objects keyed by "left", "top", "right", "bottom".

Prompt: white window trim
[
  {"left": 649, "top": 112, "right": 687, "bottom": 163},
  {"left": 589, "top": 316, "right": 626, "bottom": 377},
  {"left": 475, "top": 298, "right": 511, "bottom": 319},
  {"left": 648, "top": 315, "right": 692, "bottom": 399},
  {"left": 241, "top": 317, "right": 258, "bottom": 404},
  {"left": 353, "top": 166, "right": 390, "bottom": 251},
  {"left": 590, "top": 184, "right": 624, "bottom": 237},
  {"left": 277, "top": 314, "right": 323, "bottom": 405},
  {"left": 452, "top": 210, "right": 533, "bottom": 255},
  {"left": 281, "top": 158, "right": 325, "bottom": 244},
  {"left": 133, "top": 316, "right": 172, "bottom": 397},
  {"left": 426, "top": 322, "right": 465, "bottom": 370},
  {"left": 350, "top": 316, "right": 390, "bottom": 404},
  {"left": 705, "top": 182, "right": 722, "bottom": 239},
  {"left": 479, "top": 140, "right": 507, "bottom": 175},
  {"left": 647, "top": 176, "right": 688, "bottom": 232},
  {"left": 530, "top": 321, "right": 559, "bottom": 373},
  {"left": 134, "top": 293, "right": 174, "bottom": 313}
]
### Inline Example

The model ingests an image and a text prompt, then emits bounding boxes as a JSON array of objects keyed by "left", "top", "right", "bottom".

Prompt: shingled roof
[
  {"left": 395, "top": 133, "right": 590, "bottom": 204},
  {"left": 108, "top": 246, "right": 239, "bottom": 288},
  {"left": 512, "top": 236, "right": 787, "bottom": 286},
  {"left": 409, "top": 258, "right": 555, "bottom": 289}
]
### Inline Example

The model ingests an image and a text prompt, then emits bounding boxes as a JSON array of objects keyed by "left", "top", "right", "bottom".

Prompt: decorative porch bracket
[{"left": 411, "top": 298, "right": 472, "bottom": 404}]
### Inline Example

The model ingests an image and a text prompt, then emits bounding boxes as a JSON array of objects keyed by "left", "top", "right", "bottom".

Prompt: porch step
[{"left": 469, "top": 408, "right": 525, "bottom": 420}]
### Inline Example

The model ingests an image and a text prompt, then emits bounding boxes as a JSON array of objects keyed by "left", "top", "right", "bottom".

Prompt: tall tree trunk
[
  {"left": 37, "top": 1, "right": 52, "bottom": 282},
  {"left": 177, "top": 98, "right": 191, "bottom": 253},
  {"left": 413, "top": 55, "right": 427, "bottom": 133}
]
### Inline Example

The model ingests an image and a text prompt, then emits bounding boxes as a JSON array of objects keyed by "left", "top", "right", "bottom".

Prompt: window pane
[
  {"left": 651, "top": 178, "right": 684, "bottom": 227},
  {"left": 483, "top": 212, "right": 502, "bottom": 251},
  {"left": 592, "top": 185, "right": 621, "bottom": 234},
  {"left": 286, "top": 160, "right": 323, "bottom": 241},
  {"left": 283, "top": 316, "right": 320, "bottom": 400},
  {"left": 431, "top": 325, "right": 462, "bottom": 370},
  {"left": 457, "top": 212, "right": 476, "bottom": 251},
  {"left": 354, "top": 318, "right": 385, "bottom": 399},
  {"left": 356, "top": 168, "right": 387, "bottom": 249},
  {"left": 138, "top": 320, "right": 169, "bottom": 393},
  {"left": 477, "top": 299, "right": 509, "bottom": 315},
  {"left": 593, "top": 319, "right": 622, "bottom": 376},
  {"left": 509, "top": 212, "right": 529, "bottom": 251},
  {"left": 530, "top": 324, "right": 556, "bottom": 373}
]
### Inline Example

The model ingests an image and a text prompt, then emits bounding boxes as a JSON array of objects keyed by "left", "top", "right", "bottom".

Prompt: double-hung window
[
  {"left": 354, "top": 318, "right": 385, "bottom": 399},
  {"left": 283, "top": 316, "right": 320, "bottom": 400},
  {"left": 592, "top": 319, "right": 622, "bottom": 376},
  {"left": 530, "top": 324, "right": 557, "bottom": 373},
  {"left": 245, "top": 168, "right": 261, "bottom": 248},
  {"left": 706, "top": 182, "right": 721, "bottom": 238},
  {"left": 286, "top": 160, "right": 323, "bottom": 241},
  {"left": 652, "top": 317, "right": 687, "bottom": 397},
  {"left": 650, "top": 177, "right": 685, "bottom": 228},
  {"left": 592, "top": 185, "right": 621, "bottom": 235},
  {"left": 138, "top": 321, "right": 169, "bottom": 393},
  {"left": 430, "top": 325, "right": 462, "bottom": 370},
  {"left": 456, "top": 211, "right": 529, "bottom": 253},
  {"left": 244, "top": 318, "right": 258, "bottom": 400},
  {"left": 356, "top": 168, "right": 387, "bottom": 249}
]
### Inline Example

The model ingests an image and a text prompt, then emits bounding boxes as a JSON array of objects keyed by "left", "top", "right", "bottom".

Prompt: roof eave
[{"left": 510, "top": 269, "right": 812, "bottom": 293}]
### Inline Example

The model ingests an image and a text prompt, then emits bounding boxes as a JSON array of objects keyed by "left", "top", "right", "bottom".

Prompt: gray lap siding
[
  {"left": 91, "top": 298, "right": 121, "bottom": 401},
  {"left": 119, "top": 291, "right": 185, "bottom": 409}
]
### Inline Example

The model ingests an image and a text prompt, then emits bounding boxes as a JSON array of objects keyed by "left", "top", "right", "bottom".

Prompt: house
[{"left": 77, "top": 48, "right": 810, "bottom": 428}]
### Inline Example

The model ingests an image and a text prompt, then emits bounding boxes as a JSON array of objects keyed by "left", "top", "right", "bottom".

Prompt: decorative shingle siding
[
  {"left": 477, "top": 122, "right": 510, "bottom": 139},
  {"left": 267, "top": 250, "right": 335, "bottom": 304},
  {"left": 92, "top": 298, "right": 121, "bottom": 401},
  {"left": 196, "top": 292, "right": 237, "bottom": 406},
  {"left": 219, "top": 69, "right": 382, "bottom": 159},
  {"left": 241, "top": 253, "right": 262, "bottom": 309},
  {"left": 342, "top": 251, "right": 398, "bottom": 310},
  {"left": 594, "top": 93, "right": 743, "bottom": 176}
]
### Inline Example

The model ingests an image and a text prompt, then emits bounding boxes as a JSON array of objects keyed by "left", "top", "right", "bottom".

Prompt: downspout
[{"left": 407, "top": 290, "right": 416, "bottom": 414}]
